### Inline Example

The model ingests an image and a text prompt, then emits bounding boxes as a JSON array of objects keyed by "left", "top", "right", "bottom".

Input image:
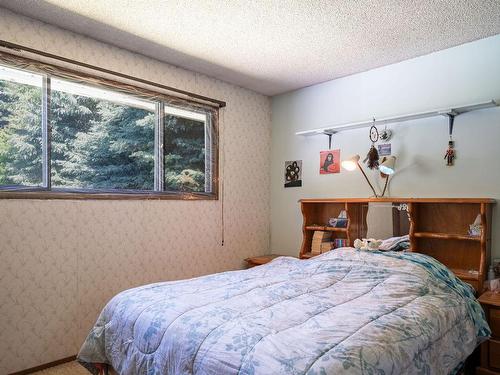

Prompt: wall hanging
[
  {"left": 378, "top": 143, "right": 391, "bottom": 156},
  {"left": 379, "top": 125, "right": 392, "bottom": 141},
  {"left": 444, "top": 114, "right": 456, "bottom": 166},
  {"left": 284, "top": 160, "right": 302, "bottom": 187},
  {"left": 320, "top": 150, "right": 340, "bottom": 174},
  {"left": 363, "top": 123, "right": 380, "bottom": 169}
]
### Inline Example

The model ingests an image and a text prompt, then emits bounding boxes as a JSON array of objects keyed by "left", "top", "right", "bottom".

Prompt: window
[
  {"left": 50, "top": 78, "right": 156, "bottom": 191},
  {"left": 0, "top": 65, "right": 43, "bottom": 187},
  {"left": 164, "top": 107, "right": 210, "bottom": 193},
  {"left": 0, "top": 60, "right": 218, "bottom": 199}
]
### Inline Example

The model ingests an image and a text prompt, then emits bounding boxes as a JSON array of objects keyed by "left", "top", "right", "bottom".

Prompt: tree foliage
[
  {"left": 0, "top": 80, "right": 43, "bottom": 185},
  {"left": 164, "top": 115, "right": 205, "bottom": 192},
  {"left": 59, "top": 101, "right": 155, "bottom": 190},
  {"left": 0, "top": 80, "right": 205, "bottom": 192}
]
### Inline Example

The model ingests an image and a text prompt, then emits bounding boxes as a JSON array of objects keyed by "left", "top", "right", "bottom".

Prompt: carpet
[{"left": 33, "top": 361, "right": 88, "bottom": 375}]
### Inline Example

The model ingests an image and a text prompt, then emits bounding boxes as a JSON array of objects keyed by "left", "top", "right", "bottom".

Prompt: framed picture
[
  {"left": 378, "top": 143, "right": 391, "bottom": 156},
  {"left": 284, "top": 160, "right": 302, "bottom": 188},
  {"left": 319, "top": 149, "right": 340, "bottom": 174}
]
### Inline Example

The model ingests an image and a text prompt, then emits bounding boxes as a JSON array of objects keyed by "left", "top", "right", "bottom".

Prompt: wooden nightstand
[
  {"left": 244, "top": 254, "right": 288, "bottom": 267},
  {"left": 477, "top": 291, "right": 500, "bottom": 374}
]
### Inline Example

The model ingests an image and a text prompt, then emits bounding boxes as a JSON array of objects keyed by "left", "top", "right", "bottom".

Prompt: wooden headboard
[{"left": 299, "top": 198, "right": 495, "bottom": 293}]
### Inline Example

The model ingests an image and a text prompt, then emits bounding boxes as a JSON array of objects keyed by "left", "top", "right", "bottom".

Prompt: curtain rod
[{"left": 0, "top": 40, "right": 226, "bottom": 108}]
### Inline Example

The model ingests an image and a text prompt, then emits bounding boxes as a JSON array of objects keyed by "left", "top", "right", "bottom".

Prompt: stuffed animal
[{"left": 354, "top": 238, "right": 383, "bottom": 251}]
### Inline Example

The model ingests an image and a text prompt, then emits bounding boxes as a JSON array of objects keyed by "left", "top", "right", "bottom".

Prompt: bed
[{"left": 77, "top": 248, "right": 490, "bottom": 374}]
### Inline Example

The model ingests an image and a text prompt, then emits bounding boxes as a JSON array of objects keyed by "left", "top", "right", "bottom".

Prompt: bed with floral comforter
[{"left": 78, "top": 248, "right": 489, "bottom": 375}]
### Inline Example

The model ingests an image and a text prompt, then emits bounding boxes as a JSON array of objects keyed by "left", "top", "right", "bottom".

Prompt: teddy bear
[{"left": 354, "top": 238, "right": 383, "bottom": 251}]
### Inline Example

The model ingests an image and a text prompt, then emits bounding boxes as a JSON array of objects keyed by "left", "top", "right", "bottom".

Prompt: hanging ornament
[
  {"left": 444, "top": 114, "right": 456, "bottom": 166},
  {"left": 444, "top": 140, "right": 455, "bottom": 166},
  {"left": 363, "top": 121, "right": 380, "bottom": 170},
  {"left": 379, "top": 125, "right": 392, "bottom": 141}
]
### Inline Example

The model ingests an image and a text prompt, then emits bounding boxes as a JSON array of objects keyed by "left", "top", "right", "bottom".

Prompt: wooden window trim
[
  {"left": 0, "top": 189, "right": 218, "bottom": 201},
  {"left": 0, "top": 51, "right": 219, "bottom": 200}
]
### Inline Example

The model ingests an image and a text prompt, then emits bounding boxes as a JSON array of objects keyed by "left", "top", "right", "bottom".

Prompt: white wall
[
  {"left": 271, "top": 34, "right": 500, "bottom": 260},
  {"left": 0, "top": 9, "right": 271, "bottom": 374}
]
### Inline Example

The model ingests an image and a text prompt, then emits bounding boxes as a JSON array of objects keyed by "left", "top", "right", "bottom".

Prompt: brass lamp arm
[
  {"left": 381, "top": 175, "right": 389, "bottom": 197},
  {"left": 356, "top": 162, "right": 379, "bottom": 198}
]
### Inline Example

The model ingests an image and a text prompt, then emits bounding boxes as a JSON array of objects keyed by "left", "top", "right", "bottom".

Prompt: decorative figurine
[
  {"left": 494, "top": 261, "right": 500, "bottom": 278},
  {"left": 444, "top": 140, "right": 455, "bottom": 166},
  {"left": 379, "top": 126, "right": 392, "bottom": 142},
  {"left": 328, "top": 210, "right": 348, "bottom": 228},
  {"left": 468, "top": 214, "right": 482, "bottom": 237}
]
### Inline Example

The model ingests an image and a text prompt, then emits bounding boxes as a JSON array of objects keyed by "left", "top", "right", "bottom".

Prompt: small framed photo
[
  {"left": 284, "top": 160, "right": 302, "bottom": 188},
  {"left": 378, "top": 143, "right": 391, "bottom": 156},
  {"left": 319, "top": 150, "right": 340, "bottom": 174}
]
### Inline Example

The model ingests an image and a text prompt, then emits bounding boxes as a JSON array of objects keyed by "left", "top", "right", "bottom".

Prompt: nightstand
[
  {"left": 244, "top": 254, "right": 288, "bottom": 267},
  {"left": 477, "top": 291, "right": 500, "bottom": 374}
]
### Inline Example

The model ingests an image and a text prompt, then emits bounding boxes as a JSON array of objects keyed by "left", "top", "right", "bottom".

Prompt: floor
[{"left": 33, "top": 361, "right": 88, "bottom": 374}]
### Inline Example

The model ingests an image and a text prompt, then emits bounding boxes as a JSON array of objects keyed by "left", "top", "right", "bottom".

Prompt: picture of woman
[
  {"left": 322, "top": 152, "right": 334, "bottom": 172},
  {"left": 319, "top": 149, "right": 340, "bottom": 174}
]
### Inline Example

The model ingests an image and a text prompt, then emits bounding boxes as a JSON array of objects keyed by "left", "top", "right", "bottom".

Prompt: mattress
[{"left": 78, "top": 248, "right": 489, "bottom": 374}]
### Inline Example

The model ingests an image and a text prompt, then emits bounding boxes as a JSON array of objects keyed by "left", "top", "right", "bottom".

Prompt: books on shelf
[
  {"left": 311, "top": 231, "right": 332, "bottom": 255},
  {"left": 311, "top": 231, "right": 349, "bottom": 254},
  {"left": 333, "top": 238, "right": 348, "bottom": 248},
  {"left": 320, "top": 242, "right": 333, "bottom": 253}
]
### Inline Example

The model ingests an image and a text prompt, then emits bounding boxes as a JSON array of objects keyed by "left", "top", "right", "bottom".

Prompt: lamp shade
[
  {"left": 379, "top": 156, "right": 396, "bottom": 175},
  {"left": 341, "top": 154, "right": 361, "bottom": 171}
]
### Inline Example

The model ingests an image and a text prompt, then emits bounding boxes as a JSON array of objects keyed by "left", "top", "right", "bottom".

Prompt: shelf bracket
[
  {"left": 322, "top": 130, "right": 336, "bottom": 149},
  {"left": 445, "top": 112, "right": 457, "bottom": 139}
]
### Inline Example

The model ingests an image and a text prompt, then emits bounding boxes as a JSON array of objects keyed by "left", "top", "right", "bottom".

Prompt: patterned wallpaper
[{"left": 0, "top": 9, "right": 271, "bottom": 374}]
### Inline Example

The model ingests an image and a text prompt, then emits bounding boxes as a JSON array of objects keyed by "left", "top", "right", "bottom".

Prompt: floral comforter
[{"left": 78, "top": 248, "right": 489, "bottom": 375}]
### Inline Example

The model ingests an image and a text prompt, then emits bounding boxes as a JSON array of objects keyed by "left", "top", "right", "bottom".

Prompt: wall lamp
[{"left": 341, "top": 155, "right": 396, "bottom": 198}]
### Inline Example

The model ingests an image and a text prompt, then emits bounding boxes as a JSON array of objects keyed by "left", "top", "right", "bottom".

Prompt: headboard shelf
[
  {"left": 299, "top": 198, "right": 495, "bottom": 293},
  {"left": 300, "top": 197, "right": 495, "bottom": 204},
  {"left": 305, "top": 226, "right": 348, "bottom": 232},
  {"left": 450, "top": 268, "right": 480, "bottom": 282},
  {"left": 413, "top": 232, "right": 481, "bottom": 241}
]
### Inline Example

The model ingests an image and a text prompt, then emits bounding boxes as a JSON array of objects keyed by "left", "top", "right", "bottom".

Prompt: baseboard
[{"left": 8, "top": 355, "right": 77, "bottom": 375}]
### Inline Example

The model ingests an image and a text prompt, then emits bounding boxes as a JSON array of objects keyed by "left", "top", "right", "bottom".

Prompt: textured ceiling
[{"left": 1, "top": 0, "right": 499, "bottom": 95}]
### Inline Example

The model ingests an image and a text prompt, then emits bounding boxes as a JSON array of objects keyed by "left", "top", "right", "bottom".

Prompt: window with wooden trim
[{"left": 0, "top": 58, "right": 218, "bottom": 199}]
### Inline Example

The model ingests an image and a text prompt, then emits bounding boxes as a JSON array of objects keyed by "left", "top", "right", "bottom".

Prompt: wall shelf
[{"left": 295, "top": 99, "right": 499, "bottom": 136}]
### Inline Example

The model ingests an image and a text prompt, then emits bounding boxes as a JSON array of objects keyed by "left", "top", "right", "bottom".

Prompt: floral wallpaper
[{"left": 0, "top": 9, "right": 271, "bottom": 374}]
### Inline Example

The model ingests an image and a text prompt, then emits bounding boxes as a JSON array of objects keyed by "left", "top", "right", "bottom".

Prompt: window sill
[{"left": 0, "top": 190, "right": 217, "bottom": 201}]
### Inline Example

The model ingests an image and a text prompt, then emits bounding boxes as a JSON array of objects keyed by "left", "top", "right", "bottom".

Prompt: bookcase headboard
[{"left": 299, "top": 198, "right": 495, "bottom": 293}]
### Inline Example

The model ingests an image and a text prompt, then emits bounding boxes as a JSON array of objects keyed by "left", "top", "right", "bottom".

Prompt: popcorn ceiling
[{"left": 0, "top": 0, "right": 499, "bottom": 95}]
